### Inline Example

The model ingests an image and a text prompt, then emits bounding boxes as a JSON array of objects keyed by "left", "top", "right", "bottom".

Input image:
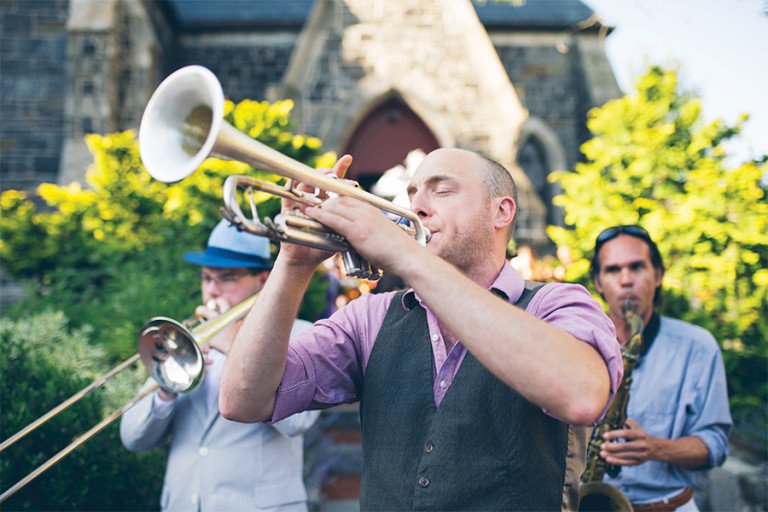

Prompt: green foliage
[
  {"left": 1, "top": 99, "right": 336, "bottom": 351},
  {"left": 0, "top": 98, "right": 339, "bottom": 508},
  {"left": 548, "top": 66, "right": 768, "bottom": 453},
  {"left": 0, "top": 312, "right": 164, "bottom": 510},
  {"left": 0, "top": 99, "right": 335, "bottom": 281}
]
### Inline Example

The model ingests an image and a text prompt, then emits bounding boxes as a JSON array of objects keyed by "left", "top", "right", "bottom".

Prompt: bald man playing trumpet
[{"left": 220, "top": 149, "right": 624, "bottom": 511}]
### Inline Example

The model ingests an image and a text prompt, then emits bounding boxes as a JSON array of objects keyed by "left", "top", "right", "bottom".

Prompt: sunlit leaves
[{"left": 0, "top": 99, "right": 336, "bottom": 280}]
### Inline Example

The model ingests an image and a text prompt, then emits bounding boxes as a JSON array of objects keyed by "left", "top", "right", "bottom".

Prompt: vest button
[
  {"left": 418, "top": 476, "right": 430, "bottom": 487},
  {"left": 425, "top": 442, "right": 434, "bottom": 453}
]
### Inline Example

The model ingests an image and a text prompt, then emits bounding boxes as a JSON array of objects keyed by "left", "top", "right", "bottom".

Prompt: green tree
[{"left": 548, "top": 66, "right": 768, "bottom": 452}]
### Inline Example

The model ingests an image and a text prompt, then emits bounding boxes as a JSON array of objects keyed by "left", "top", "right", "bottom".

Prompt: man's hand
[
  {"left": 600, "top": 418, "right": 657, "bottom": 466},
  {"left": 157, "top": 388, "right": 178, "bottom": 401},
  {"left": 196, "top": 298, "right": 237, "bottom": 354},
  {"left": 600, "top": 419, "right": 712, "bottom": 469},
  {"left": 305, "top": 195, "right": 421, "bottom": 275},
  {"left": 195, "top": 298, "right": 227, "bottom": 321},
  {"left": 277, "top": 154, "right": 355, "bottom": 270}
]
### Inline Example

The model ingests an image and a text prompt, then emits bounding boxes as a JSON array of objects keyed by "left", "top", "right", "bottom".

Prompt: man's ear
[
  {"left": 258, "top": 271, "right": 270, "bottom": 286},
  {"left": 494, "top": 197, "right": 516, "bottom": 231},
  {"left": 593, "top": 275, "right": 604, "bottom": 295},
  {"left": 653, "top": 268, "right": 663, "bottom": 288}
]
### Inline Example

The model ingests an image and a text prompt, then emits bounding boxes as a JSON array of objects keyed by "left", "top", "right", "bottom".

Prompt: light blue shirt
[{"left": 604, "top": 316, "right": 732, "bottom": 504}]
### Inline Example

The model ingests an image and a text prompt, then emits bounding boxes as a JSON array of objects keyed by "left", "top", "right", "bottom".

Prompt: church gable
[
  {"left": 279, "top": 0, "right": 527, "bottom": 156},
  {"left": 275, "top": 0, "right": 545, "bottom": 243}
]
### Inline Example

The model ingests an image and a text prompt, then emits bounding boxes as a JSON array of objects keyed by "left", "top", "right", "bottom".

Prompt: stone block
[{"left": 706, "top": 466, "right": 749, "bottom": 511}]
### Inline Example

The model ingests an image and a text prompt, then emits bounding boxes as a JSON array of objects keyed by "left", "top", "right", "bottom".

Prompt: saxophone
[{"left": 579, "top": 299, "right": 644, "bottom": 512}]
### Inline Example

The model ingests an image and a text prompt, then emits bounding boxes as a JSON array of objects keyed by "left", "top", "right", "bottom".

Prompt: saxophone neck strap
[{"left": 637, "top": 312, "right": 661, "bottom": 365}]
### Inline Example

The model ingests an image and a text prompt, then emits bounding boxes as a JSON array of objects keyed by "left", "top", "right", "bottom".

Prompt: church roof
[
  {"left": 473, "top": 1, "right": 596, "bottom": 29},
  {"left": 161, "top": 0, "right": 600, "bottom": 31},
  {"left": 161, "top": 0, "right": 314, "bottom": 29}
]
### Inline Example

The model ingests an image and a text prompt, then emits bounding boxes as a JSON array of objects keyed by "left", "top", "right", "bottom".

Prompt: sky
[{"left": 581, "top": 0, "right": 768, "bottom": 164}]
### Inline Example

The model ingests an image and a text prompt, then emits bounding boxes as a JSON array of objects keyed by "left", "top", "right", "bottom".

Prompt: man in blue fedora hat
[{"left": 121, "top": 219, "right": 319, "bottom": 512}]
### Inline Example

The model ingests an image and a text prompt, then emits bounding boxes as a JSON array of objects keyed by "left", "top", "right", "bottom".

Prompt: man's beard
[{"left": 435, "top": 210, "right": 495, "bottom": 272}]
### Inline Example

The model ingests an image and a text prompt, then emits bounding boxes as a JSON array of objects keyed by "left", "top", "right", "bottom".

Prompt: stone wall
[
  {"left": 493, "top": 31, "right": 594, "bottom": 171},
  {"left": 696, "top": 447, "right": 768, "bottom": 512},
  {"left": 58, "top": 0, "right": 166, "bottom": 185},
  {"left": 1, "top": 0, "right": 69, "bottom": 191},
  {"left": 276, "top": 0, "right": 548, "bottom": 244},
  {"left": 173, "top": 32, "right": 298, "bottom": 103}
]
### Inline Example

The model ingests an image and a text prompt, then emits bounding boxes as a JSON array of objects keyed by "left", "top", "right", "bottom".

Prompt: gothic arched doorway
[
  {"left": 517, "top": 135, "right": 566, "bottom": 228},
  {"left": 343, "top": 97, "right": 440, "bottom": 190}
]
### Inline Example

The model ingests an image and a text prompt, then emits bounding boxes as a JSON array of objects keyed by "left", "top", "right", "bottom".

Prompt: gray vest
[{"left": 359, "top": 284, "right": 569, "bottom": 511}]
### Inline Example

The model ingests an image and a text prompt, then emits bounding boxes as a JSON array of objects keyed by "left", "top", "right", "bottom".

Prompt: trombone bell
[{"left": 138, "top": 317, "right": 205, "bottom": 394}]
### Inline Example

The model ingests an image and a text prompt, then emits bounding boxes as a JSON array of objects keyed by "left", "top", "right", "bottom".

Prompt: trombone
[
  {"left": 138, "top": 65, "right": 430, "bottom": 280},
  {"left": 0, "top": 294, "right": 258, "bottom": 503}
]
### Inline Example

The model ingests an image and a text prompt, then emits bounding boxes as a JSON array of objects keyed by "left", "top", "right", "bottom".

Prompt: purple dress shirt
[{"left": 271, "top": 262, "right": 623, "bottom": 424}]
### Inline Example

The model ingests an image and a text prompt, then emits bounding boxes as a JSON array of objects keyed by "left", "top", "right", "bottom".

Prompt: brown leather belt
[{"left": 632, "top": 487, "right": 694, "bottom": 512}]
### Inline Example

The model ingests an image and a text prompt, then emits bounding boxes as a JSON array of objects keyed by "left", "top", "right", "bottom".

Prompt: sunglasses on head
[{"left": 594, "top": 225, "right": 651, "bottom": 247}]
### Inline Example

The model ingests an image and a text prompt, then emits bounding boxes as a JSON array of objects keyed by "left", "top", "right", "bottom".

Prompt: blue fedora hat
[{"left": 184, "top": 220, "right": 273, "bottom": 269}]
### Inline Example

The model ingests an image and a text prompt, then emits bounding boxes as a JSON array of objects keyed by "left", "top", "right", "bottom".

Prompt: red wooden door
[{"left": 343, "top": 98, "right": 439, "bottom": 190}]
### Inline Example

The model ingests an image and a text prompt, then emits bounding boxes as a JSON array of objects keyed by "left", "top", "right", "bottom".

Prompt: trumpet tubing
[{"left": 139, "top": 65, "right": 429, "bottom": 280}]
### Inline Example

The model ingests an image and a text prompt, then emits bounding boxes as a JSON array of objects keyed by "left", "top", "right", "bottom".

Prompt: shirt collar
[{"left": 400, "top": 260, "right": 524, "bottom": 310}]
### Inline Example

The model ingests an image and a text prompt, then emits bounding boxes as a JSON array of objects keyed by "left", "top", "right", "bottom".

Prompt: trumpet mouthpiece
[{"left": 206, "top": 299, "right": 220, "bottom": 314}]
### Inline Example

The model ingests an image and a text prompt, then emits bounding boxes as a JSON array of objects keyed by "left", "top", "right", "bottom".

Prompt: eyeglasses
[
  {"left": 594, "top": 225, "right": 651, "bottom": 248},
  {"left": 201, "top": 271, "right": 252, "bottom": 286}
]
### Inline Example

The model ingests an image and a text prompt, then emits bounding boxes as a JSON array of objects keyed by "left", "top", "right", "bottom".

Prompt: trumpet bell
[
  {"left": 138, "top": 317, "right": 205, "bottom": 394},
  {"left": 139, "top": 65, "right": 224, "bottom": 183},
  {"left": 139, "top": 65, "right": 429, "bottom": 280}
]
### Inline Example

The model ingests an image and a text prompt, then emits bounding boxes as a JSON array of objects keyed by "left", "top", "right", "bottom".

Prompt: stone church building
[
  {"left": 2, "top": 0, "right": 621, "bottom": 250},
  {"left": 4, "top": 5, "right": 766, "bottom": 509}
]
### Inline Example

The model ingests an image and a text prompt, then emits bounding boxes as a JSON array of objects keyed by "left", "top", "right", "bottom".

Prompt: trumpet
[
  {"left": 0, "top": 294, "right": 258, "bottom": 503},
  {"left": 138, "top": 65, "right": 430, "bottom": 280}
]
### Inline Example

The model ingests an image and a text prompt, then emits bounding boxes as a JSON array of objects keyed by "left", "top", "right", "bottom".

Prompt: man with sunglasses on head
[
  {"left": 590, "top": 225, "right": 732, "bottom": 512},
  {"left": 120, "top": 220, "right": 319, "bottom": 512}
]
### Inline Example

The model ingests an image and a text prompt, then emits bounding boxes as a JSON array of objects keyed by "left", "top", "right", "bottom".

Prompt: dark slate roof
[
  {"left": 160, "top": 0, "right": 316, "bottom": 29},
  {"left": 473, "top": 0, "right": 596, "bottom": 29},
  {"left": 162, "top": 0, "right": 599, "bottom": 31}
]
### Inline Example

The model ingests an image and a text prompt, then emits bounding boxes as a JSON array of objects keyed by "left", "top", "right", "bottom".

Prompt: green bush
[{"left": 0, "top": 312, "right": 164, "bottom": 511}]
